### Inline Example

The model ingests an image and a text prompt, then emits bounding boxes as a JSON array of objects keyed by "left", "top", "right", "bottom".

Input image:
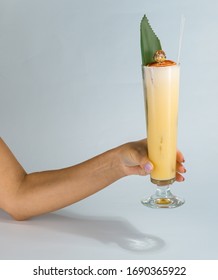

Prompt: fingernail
[{"left": 144, "top": 162, "right": 153, "bottom": 173}]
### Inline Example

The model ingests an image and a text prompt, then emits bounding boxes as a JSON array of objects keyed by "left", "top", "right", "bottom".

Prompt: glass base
[
  {"left": 141, "top": 186, "right": 185, "bottom": 209},
  {"left": 151, "top": 177, "right": 175, "bottom": 186}
]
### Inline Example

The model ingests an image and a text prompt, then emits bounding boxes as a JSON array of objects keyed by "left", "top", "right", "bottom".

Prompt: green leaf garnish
[{"left": 140, "top": 15, "right": 162, "bottom": 66}]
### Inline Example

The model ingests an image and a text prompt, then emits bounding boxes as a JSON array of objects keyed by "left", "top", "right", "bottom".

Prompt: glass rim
[{"left": 142, "top": 63, "right": 180, "bottom": 69}]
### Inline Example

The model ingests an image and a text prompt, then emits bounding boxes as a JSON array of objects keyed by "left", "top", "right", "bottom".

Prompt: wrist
[
  {"left": 113, "top": 144, "right": 130, "bottom": 177},
  {"left": 105, "top": 146, "right": 127, "bottom": 179}
]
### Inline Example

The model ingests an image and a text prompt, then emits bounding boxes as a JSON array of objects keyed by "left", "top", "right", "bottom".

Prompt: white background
[{"left": 0, "top": 0, "right": 218, "bottom": 260}]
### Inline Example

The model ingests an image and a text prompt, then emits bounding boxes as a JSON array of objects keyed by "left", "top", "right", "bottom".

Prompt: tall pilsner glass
[{"left": 141, "top": 64, "right": 184, "bottom": 208}]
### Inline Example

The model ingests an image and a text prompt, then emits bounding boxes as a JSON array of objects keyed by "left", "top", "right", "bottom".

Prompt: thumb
[{"left": 142, "top": 161, "right": 154, "bottom": 174}]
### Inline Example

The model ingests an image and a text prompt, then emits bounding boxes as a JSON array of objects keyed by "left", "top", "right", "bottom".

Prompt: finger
[
  {"left": 176, "top": 172, "right": 185, "bottom": 182},
  {"left": 176, "top": 162, "right": 186, "bottom": 173},
  {"left": 176, "top": 150, "right": 185, "bottom": 163},
  {"left": 143, "top": 162, "right": 153, "bottom": 173},
  {"left": 128, "top": 165, "right": 151, "bottom": 176}
]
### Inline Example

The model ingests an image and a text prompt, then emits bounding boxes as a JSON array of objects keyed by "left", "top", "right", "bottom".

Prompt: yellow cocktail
[
  {"left": 141, "top": 60, "right": 184, "bottom": 208},
  {"left": 143, "top": 64, "right": 179, "bottom": 185}
]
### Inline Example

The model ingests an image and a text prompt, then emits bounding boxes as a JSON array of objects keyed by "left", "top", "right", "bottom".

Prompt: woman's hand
[{"left": 118, "top": 139, "right": 186, "bottom": 182}]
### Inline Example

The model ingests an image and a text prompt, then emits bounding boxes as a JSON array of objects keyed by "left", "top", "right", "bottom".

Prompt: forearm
[{"left": 7, "top": 147, "right": 125, "bottom": 220}]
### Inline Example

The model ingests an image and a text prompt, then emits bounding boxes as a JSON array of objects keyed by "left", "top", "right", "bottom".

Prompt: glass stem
[{"left": 155, "top": 185, "right": 173, "bottom": 198}]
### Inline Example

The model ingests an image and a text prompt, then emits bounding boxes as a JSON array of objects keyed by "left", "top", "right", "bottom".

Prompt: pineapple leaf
[{"left": 140, "top": 15, "right": 162, "bottom": 66}]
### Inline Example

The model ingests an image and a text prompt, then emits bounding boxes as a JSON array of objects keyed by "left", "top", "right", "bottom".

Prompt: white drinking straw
[{"left": 177, "top": 15, "right": 185, "bottom": 64}]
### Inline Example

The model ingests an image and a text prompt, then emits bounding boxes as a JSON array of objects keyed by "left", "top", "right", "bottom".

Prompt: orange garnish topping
[{"left": 148, "top": 60, "right": 177, "bottom": 67}]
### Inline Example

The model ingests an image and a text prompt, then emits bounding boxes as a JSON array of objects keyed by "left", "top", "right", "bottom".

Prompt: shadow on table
[{"left": 0, "top": 210, "right": 165, "bottom": 253}]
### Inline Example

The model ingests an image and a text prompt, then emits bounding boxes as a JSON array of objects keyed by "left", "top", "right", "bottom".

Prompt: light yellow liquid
[{"left": 143, "top": 65, "right": 180, "bottom": 185}]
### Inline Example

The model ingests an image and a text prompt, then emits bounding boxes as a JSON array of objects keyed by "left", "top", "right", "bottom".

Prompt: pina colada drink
[
  {"left": 140, "top": 15, "right": 184, "bottom": 208},
  {"left": 143, "top": 62, "right": 180, "bottom": 186}
]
